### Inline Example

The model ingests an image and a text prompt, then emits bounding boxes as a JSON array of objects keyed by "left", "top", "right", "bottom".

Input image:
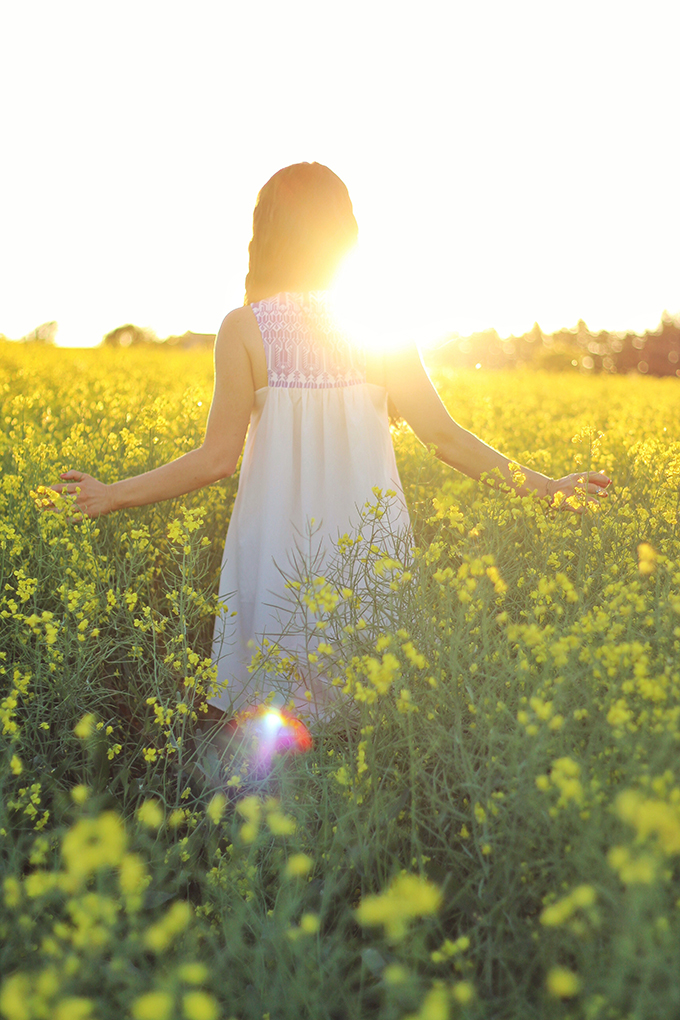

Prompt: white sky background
[{"left": 1, "top": 0, "right": 678, "bottom": 348}]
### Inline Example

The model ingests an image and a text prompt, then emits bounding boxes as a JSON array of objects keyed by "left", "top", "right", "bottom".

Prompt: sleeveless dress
[{"left": 208, "top": 292, "right": 410, "bottom": 719}]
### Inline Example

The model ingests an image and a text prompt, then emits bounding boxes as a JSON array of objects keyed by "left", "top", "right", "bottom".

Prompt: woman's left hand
[
  {"left": 48, "top": 470, "right": 112, "bottom": 519},
  {"left": 546, "top": 470, "right": 611, "bottom": 512}
]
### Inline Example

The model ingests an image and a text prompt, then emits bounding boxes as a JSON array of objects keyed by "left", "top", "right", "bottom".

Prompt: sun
[
  {"left": 329, "top": 246, "right": 420, "bottom": 355},
  {"left": 329, "top": 238, "right": 461, "bottom": 357}
]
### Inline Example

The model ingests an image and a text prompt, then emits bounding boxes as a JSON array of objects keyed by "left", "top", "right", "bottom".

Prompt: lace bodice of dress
[{"left": 251, "top": 292, "right": 366, "bottom": 390}]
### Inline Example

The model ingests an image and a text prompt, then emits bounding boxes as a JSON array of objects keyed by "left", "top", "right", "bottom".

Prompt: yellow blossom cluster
[
  {"left": 235, "top": 795, "right": 297, "bottom": 844},
  {"left": 4, "top": 343, "right": 680, "bottom": 1018},
  {"left": 355, "top": 872, "right": 442, "bottom": 941}
]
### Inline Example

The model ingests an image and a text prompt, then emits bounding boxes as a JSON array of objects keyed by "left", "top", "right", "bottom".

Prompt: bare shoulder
[
  {"left": 215, "top": 305, "right": 267, "bottom": 389},
  {"left": 216, "top": 305, "right": 260, "bottom": 345}
]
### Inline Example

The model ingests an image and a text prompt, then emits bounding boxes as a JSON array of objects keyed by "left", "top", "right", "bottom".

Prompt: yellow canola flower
[
  {"left": 614, "top": 789, "right": 680, "bottom": 855},
  {"left": 402, "top": 641, "right": 427, "bottom": 669},
  {"left": 541, "top": 904, "right": 572, "bottom": 928},
  {"left": 284, "top": 853, "right": 313, "bottom": 878},
  {"left": 37, "top": 967, "right": 61, "bottom": 999},
  {"left": 205, "top": 792, "right": 226, "bottom": 825},
  {"left": 73, "top": 714, "right": 96, "bottom": 739},
  {"left": 137, "top": 799, "right": 165, "bottom": 828},
  {"left": 547, "top": 757, "right": 584, "bottom": 808},
  {"left": 3, "top": 876, "right": 21, "bottom": 909},
  {"left": 182, "top": 991, "right": 220, "bottom": 1020},
  {"left": 608, "top": 846, "right": 657, "bottom": 884},
  {"left": 431, "top": 935, "right": 470, "bottom": 963},
  {"left": 132, "top": 990, "right": 174, "bottom": 1020},
  {"left": 355, "top": 872, "right": 442, "bottom": 942},
  {"left": 240, "top": 821, "right": 259, "bottom": 843},
  {"left": 236, "top": 795, "right": 262, "bottom": 843},
  {"left": 266, "top": 809, "right": 296, "bottom": 836},
  {"left": 235, "top": 796, "right": 261, "bottom": 822},
  {"left": 397, "top": 688, "right": 418, "bottom": 714},
  {"left": 177, "top": 962, "right": 209, "bottom": 985},
  {"left": 144, "top": 900, "right": 193, "bottom": 952},
  {"left": 119, "top": 852, "right": 150, "bottom": 906},
  {"left": 541, "top": 885, "right": 596, "bottom": 926},
  {"left": 364, "top": 652, "right": 401, "bottom": 695},
  {"left": 54, "top": 998, "right": 94, "bottom": 1020},
  {"left": 546, "top": 967, "right": 581, "bottom": 998},
  {"left": 62, "top": 812, "right": 127, "bottom": 886},
  {"left": 607, "top": 699, "right": 634, "bottom": 729},
  {"left": 285, "top": 912, "right": 320, "bottom": 940},
  {"left": 404, "top": 982, "right": 449, "bottom": 1020},
  {"left": 0, "top": 973, "right": 31, "bottom": 1020},
  {"left": 286, "top": 912, "right": 320, "bottom": 941},
  {"left": 529, "top": 697, "right": 553, "bottom": 721},
  {"left": 552, "top": 756, "right": 579, "bottom": 778},
  {"left": 637, "top": 542, "right": 657, "bottom": 575},
  {"left": 300, "top": 912, "right": 320, "bottom": 934},
  {"left": 383, "top": 964, "right": 409, "bottom": 985},
  {"left": 66, "top": 892, "right": 118, "bottom": 944},
  {"left": 452, "top": 982, "right": 475, "bottom": 1005},
  {"left": 571, "top": 885, "right": 596, "bottom": 908}
]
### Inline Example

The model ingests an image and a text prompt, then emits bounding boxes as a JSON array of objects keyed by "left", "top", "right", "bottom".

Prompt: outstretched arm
[
  {"left": 384, "top": 346, "right": 610, "bottom": 508},
  {"left": 49, "top": 309, "right": 256, "bottom": 517}
]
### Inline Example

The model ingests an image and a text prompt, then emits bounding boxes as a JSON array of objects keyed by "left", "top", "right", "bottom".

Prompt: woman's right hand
[
  {"left": 47, "top": 470, "right": 113, "bottom": 519},
  {"left": 546, "top": 471, "right": 611, "bottom": 512}
]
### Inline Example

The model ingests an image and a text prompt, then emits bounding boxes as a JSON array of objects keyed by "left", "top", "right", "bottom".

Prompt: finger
[
  {"left": 60, "top": 471, "right": 84, "bottom": 481},
  {"left": 49, "top": 484, "right": 80, "bottom": 499},
  {"left": 49, "top": 484, "right": 77, "bottom": 497},
  {"left": 573, "top": 475, "right": 610, "bottom": 492},
  {"left": 585, "top": 472, "right": 611, "bottom": 488}
]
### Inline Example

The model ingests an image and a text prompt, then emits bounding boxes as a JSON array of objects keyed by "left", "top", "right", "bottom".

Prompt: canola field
[{"left": 1, "top": 339, "right": 680, "bottom": 1020}]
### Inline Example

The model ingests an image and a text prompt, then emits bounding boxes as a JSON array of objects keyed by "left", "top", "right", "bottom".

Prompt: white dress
[{"left": 209, "top": 292, "right": 410, "bottom": 719}]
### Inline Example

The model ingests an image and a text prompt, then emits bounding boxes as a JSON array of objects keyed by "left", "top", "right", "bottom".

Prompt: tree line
[
  {"left": 5, "top": 314, "right": 679, "bottom": 377},
  {"left": 427, "top": 313, "right": 680, "bottom": 377}
]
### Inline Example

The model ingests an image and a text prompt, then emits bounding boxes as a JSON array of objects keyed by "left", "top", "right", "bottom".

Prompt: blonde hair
[{"left": 244, "top": 162, "right": 358, "bottom": 304}]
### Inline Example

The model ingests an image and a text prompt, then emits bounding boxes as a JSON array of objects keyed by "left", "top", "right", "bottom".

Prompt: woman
[{"left": 51, "top": 162, "right": 610, "bottom": 721}]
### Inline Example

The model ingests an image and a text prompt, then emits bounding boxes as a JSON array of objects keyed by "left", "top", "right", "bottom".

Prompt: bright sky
[{"left": 1, "top": 0, "right": 678, "bottom": 349}]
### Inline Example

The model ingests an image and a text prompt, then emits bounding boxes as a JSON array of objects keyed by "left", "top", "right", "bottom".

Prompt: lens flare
[{"left": 229, "top": 704, "right": 313, "bottom": 778}]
